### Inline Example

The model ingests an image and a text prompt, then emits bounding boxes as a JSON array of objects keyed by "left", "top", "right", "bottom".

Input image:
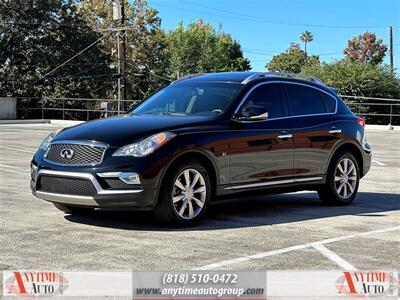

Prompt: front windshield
[{"left": 131, "top": 82, "right": 243, "bottom": 116}]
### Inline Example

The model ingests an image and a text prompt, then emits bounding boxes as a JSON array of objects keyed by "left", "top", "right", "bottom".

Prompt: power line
[
  {"left": 5, "top": 62, "right": 113, "bottom": 67},
  {"left": 39, "top": 35, "right": 108, "bottom": 81},
  {"left": 0, "top": 21, "right": 86, "bottom": 28},
  {"left": 179, "top": 0, "right": 388, "bottom": 29},
  {"left": 0, "top": 20, "right": 137, "bottom": 33},
  {"left": 243, "top": 48, "right": 343, "bottom": 57},
  {"left": 126, "top": 62, "right": 172, "bottom": 82},
  {"left": 0, "top": 73, "right": 117, "bottom": 83},
  {"left": 150, "top": 0, "right": 388, "bottom": 29}
]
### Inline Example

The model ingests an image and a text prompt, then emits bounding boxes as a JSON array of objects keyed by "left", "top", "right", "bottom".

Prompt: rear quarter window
[
  {"left": 321, "top": 93, "right": 337, "bottom": 113},
  {"left": 285, "top": 84, "right": 328, "bottom": 116}
]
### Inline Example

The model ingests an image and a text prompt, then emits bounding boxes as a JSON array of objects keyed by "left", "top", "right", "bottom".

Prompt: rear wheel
[
  {"left": 318, "top": 152, "right": 360, "bottom": 205},
  {"left": 153, "top": 160, "right": 211, "bottom": 226},
  {"left": 53, "top": 203, "right": 93, "bottom": 214}
]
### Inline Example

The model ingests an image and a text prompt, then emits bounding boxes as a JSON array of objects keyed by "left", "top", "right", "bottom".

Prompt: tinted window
[
  {"left": 241, "top": 84, "right": 285, "bottom": 119},
  {"left": 322, "top": 93, "right": 336, "bottom": 113},
  {"left": 285, "top": 84, "right": 327, "bottom": 116},
  {"left": 132, "top": 82, "right": 242, "bottom": 116}
]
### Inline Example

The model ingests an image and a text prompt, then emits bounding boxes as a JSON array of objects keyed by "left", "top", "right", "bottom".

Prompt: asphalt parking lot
[{"left": 0, "top": 123, "right": 399, "bottom": 271}]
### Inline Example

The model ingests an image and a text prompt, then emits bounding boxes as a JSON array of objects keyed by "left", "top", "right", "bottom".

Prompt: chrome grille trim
[
  {"left": 35, "top": 169, "right": 143, "bottom": 195},
  {"left": 44, "top": 140, "right": 108, "bottom": 166}
]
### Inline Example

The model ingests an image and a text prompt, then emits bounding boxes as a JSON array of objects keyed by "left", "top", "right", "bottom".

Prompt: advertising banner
[{"left": 2, "top": 270, "right": 398, "bottom": 299}]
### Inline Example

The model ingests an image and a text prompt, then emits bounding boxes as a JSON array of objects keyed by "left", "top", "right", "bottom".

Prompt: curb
[
  {"left": 49, "top": 120, "right": 85, "bottom": 126},
  {"left": 366, "top": 124, "right": 397, "bottom": 130}
]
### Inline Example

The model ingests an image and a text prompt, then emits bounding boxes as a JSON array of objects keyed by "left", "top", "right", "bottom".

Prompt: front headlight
[
  {"left": 113, "top": 132, "right": 176, "bottom": 157},
  {"left": 38, "top": 129, "right": 61, "bottom": 151}
]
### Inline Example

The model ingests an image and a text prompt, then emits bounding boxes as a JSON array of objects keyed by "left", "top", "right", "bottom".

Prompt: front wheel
[
  {"left": 153, "top": 160, "right": 211, "bottom": 226},
  {"left": 318, "top": 152, "right": 360, "bottom": 205}
]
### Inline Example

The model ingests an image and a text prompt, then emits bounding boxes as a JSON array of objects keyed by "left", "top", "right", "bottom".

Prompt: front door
[{"left": 228, "top": 82, "right": 294, "bottom": 187}]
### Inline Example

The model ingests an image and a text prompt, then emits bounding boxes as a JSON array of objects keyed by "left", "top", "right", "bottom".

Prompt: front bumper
[{"left": 31, "top": 167, "right": 156, "bottom": 209}]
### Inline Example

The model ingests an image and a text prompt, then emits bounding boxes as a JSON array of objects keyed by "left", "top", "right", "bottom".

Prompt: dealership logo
[
  {"left": 4, "top": 271, "right": 69, "bottom": 297},
  {"left": 336, "top": 271, "right": 397, "bottom": 297},
  {"left": 60, "top": 148, "right": 74, "bottom": 159}
]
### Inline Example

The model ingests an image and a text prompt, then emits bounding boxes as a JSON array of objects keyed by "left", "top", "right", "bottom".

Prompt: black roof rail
[
  {"left": 241, "top": 72, "right": 324, "bottom": 85},
  {"left": 171, "top": 73, "right": 204, "bottom": 84}
]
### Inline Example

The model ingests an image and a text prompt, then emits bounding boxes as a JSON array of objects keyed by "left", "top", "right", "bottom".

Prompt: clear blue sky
[{"left": 147, "top": 0, "right": 400, "bottom": 72}]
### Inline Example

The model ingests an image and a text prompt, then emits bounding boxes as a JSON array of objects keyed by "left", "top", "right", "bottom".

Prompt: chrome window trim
[
  {"left": 225, "top": 176, "right": 323, "bottom": 190},
  {"left": 36, "top": 169, "right": 143, "bottom": 195},
  {"left": 44, "top": 140, "right": 109, "bottom": 167},
  {"left": 233, "top": 81, "right": 338, "bottom": 123}
]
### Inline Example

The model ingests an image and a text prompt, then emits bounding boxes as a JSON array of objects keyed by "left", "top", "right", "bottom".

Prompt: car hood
[{"left": 53, "top": 114, "right": 215, "bottom": 147}]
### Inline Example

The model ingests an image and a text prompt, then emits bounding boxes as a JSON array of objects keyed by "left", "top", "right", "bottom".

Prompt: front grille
[
  {"left": 37, "top": 175, "right": 97, "bottom": 196},
  {"left": 45, "top": 142, "right": 106, "bottom": 165}
]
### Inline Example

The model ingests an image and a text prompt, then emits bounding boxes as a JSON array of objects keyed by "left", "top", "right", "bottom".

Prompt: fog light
[
  {"left": 97, "top": 172, "right": 141, "bottom": 185},
  {"left": 121, "top": 173, "right": 141, "bottom": 185}
]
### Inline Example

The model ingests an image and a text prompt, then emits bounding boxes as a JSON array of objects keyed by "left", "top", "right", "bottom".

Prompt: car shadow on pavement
[{"left": 64, "top": 191, "right": 400, "bottom": 231}]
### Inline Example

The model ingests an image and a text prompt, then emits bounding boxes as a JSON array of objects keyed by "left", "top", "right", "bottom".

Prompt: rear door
[
  {"left": 283, "top": 82, "right": 339, "bottom": 177},
  {"left": 228, "top": 82, "right": 295, "bottom": 187}
]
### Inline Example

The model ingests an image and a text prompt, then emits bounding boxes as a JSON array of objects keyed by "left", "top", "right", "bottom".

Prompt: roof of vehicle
[
  {"left": 172, "top": 71, "right": 337, "bottom": 96},
  {"left": 172, "top": 72, "right": 258, "bottom": 83}
]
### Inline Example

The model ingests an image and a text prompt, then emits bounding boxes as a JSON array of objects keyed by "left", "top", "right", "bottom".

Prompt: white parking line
[
  {"left": 0, "top": 145, "right": 35, "bottom": 154},
  {"left": 194, "top": 226, "right": 400, "bottom": 270},
  {"left": 311, "top": 243, "right": 357, "bottom": 270},
  {"left": 0, "top": 168, "right": 29, "bottom": 175},
  {"left": 0, "top": 163, "right": 28, "bottom": 170},
  {"left": 372, "top": 159, "right": 386, "bottom": 166}
]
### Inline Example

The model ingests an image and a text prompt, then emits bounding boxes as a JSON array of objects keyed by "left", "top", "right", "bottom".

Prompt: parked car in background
[{"left": 31, "top": 72, "right": 372, "bottom": 226}]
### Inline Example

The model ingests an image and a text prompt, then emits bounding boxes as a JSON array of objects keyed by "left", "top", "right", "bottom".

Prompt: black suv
[{"left": 31, "top": 72, "right": 372, "bottom": 226}]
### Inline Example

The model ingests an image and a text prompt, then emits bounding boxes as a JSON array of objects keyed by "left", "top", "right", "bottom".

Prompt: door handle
[
  {"left": 277, "top": 133, "right": 293, "bottom": 139},
  {"left": 328, "top": 129, "right": 342, "bottom": 134}
]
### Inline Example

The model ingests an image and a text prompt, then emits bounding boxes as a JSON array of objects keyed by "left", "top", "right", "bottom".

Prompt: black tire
[
  {"left": 318, "top": 152, "right": 360, "bottom": 205},
  {"left": 153, "top": 160, "right": 212, "bottom": 226},
  {"left": 53, "top": 203, "right": 93, "bottom": 214}
]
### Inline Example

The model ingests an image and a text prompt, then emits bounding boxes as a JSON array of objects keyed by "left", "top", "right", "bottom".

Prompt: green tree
[
  {"left": 300, "top": 30, "right": 314, "bottom": 54},
  {"left": 344, "top": 32, "right": 387, "bottom": 65},
  {"left": 266, "top": 43, "right": 319, "bottom": 73},
  {"left": 166, "top": 20, "right": 250, "bottom": 77},
  {"left": 302, "top": 60, "right": 400, "bottom": 124},
  {"left": 0, "top": 0, "right": 112, "bottom": 118}
]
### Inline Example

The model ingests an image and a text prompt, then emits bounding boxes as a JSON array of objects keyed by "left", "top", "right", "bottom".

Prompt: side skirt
[{"left": 225, "top": 176, "right": 323, "bottom": 190}]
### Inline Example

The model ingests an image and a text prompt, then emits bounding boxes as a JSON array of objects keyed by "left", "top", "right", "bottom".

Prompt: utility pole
[
  {"left": 117, "top": 32, "right": 121, "bottom": 114},
  {"left": 120, "top": 0, "right": 127, "bottom": 106},
  {"left": 113, "top": 0, "right": 127, "bottom": 114},
  {"left": 389, "top": 26, "right": 394, "bottom": 76}
]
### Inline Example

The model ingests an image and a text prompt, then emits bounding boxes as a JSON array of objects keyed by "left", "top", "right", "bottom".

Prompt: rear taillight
[{"left": 356, "top": 117, "right": 365, "bottom": 127}]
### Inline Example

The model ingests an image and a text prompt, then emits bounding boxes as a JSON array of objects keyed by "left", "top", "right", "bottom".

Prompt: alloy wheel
[
  {"left": 172, "top": 168, "right": 207, "bottom": 220},
  {"left": 334, "top": 158, "right": 357, "bottom": 199}
]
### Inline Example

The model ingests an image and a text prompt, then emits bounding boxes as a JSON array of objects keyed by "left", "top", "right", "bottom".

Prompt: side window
[
  {"left": 321, "top": 93, "right": 337, "bottom": 113},
  {"left": 241, "top": 84, "right": 285, "bottom": 119},
  {"left": 285, "top": 84, "right": 327, "bottom": 116}
]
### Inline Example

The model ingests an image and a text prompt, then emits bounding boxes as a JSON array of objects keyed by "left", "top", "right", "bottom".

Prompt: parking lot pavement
[{"left": 0, "top": 124, "right": 399, "bottom": 271}]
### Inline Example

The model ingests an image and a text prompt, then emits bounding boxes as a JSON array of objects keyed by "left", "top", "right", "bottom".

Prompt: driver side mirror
[{"left": 236, "top": 105, "right": 268, "bottom": 121}]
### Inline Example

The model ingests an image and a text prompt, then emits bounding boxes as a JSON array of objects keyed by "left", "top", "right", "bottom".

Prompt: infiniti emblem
[{"left": 60, "top": 148, "right": 74, "bottom": 159}]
